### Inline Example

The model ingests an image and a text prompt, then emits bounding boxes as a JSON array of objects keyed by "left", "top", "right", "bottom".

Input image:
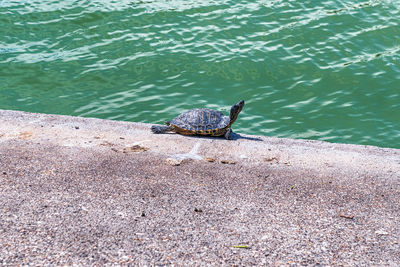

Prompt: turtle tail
[{"left": 151, "top": 125, "right": 172, "bottom": 134}]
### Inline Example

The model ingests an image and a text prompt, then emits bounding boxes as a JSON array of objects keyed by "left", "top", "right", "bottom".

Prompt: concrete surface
[{"left": 0, "top": 109, "right": 399, "bottom": 266}]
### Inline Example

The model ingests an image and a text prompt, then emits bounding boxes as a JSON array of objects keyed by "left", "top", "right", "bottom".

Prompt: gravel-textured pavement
[{"left": 0, "top": 109, "right": 399, "bottom": 266}]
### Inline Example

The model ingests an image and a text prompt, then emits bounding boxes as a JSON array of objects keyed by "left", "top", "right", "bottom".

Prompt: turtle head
[{"left": 229, "top": 100, "right": 245, "bottom": 124}]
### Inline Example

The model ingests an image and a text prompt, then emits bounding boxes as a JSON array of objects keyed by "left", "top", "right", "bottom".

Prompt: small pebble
[
  {"left": 232, "top": 245, "right": 249, "bottom": 249},
  {"left": 123, "top": 145, "right": 149, "bottom": 153},
  {"left": 264, "top": 157, "right": 278, "bottom": 162},
  {"left": 166, "top": 158, "right": 182, "bottom": 166},
  {"left": 339, "top": 214, "right": 354, "bottom": 219},
  {"left": 375, "top": 229, "right": 389, "bottom": 236},
  {"left": 221, "top": 160, "right": 236, "bottom": 164}
]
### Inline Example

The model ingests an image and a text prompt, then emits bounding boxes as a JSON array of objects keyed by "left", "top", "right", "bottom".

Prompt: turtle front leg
[{"left": 224, "top": 128, "right": 233, "bottom": 140}]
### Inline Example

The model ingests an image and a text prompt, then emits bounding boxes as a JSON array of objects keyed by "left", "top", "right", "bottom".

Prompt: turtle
[{"left": 151, "top": 100, "right": 245, "bottom": 140}]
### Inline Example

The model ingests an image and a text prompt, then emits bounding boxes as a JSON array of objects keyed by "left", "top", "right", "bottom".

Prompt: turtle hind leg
[{"left": 151, "top": 125, "right": 172, "bottom": 134}]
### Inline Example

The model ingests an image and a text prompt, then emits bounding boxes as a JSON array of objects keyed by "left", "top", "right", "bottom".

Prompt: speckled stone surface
[{"left": 0, "top": 110, "right": 399, "bottom": 265}]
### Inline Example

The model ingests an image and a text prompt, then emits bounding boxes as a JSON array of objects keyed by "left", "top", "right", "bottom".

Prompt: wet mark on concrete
[
  {"left": 171, "top": 142, "right": 202, "bottom": 161},
  {"left": 167, "top": 142, "right": 203, "bottom": 166},
  {"left": 123, "top": 145, "right": 149, "bottom": 153},
  {"left": 110, "top": 144, "right": 150, "bottom": 153}
]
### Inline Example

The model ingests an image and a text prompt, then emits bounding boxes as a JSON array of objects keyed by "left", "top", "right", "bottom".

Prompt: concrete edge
[{"left": 0, "top": 109, "right": 399, "bottom": 179}]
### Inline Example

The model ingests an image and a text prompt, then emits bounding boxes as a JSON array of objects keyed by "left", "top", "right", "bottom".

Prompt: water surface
[{"left": 1, "top": 0, "right": 399, "bottom": 148}]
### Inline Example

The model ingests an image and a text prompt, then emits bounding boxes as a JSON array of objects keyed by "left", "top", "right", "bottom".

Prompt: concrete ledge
[{"left": 0, "top": 109, "right": 399, "bottom": 265}]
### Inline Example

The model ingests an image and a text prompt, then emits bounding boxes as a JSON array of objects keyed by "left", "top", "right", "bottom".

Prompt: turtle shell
[{"left": 169, "top": 108, "right": 230, "bottom": 134}]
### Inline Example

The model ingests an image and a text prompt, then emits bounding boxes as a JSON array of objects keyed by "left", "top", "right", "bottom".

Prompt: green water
[{"left": 1, "top": 0, "right": 399, "bottom": 148}]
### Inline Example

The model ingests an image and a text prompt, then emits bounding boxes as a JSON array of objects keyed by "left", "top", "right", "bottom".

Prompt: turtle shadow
[
  {"left": 229, "top": 132, "right": 263, "bottom": 141},
  {"left": 161, "top": 132, "right": 263, "bottom": 142},
  {"left": 150, "top": 128, "right": 263, "bottom": 142}
]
